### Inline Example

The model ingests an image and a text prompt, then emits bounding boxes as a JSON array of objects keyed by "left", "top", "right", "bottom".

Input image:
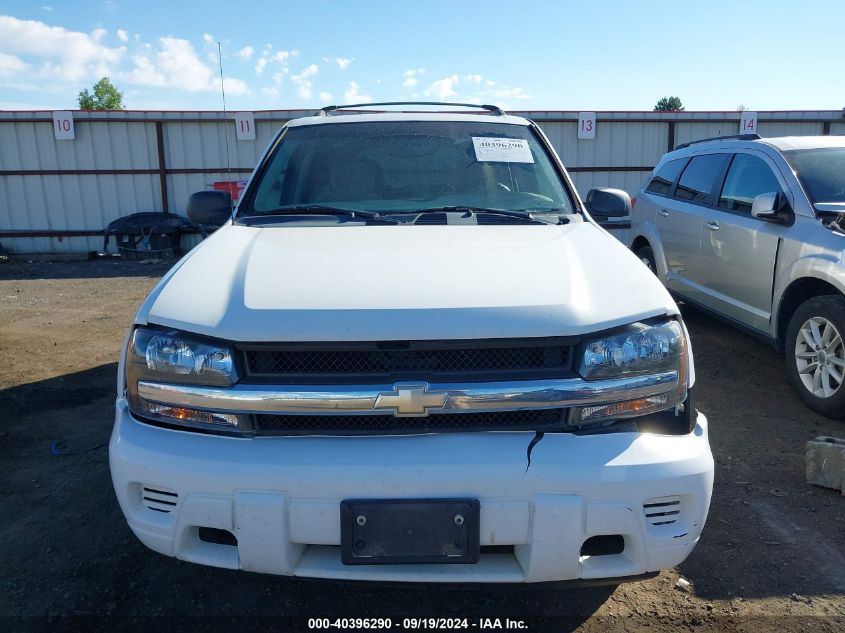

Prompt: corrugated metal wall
[{"left": 1, "top": 109, "right": 843, "bottom": 252}]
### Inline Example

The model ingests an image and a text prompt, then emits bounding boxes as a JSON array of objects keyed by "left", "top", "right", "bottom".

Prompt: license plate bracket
[{"left": 340, "top": 498, "right": 480, "bottom": 565}]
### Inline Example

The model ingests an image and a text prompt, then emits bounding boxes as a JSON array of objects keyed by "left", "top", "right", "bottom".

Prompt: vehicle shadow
[
  {"left": 676, "top": 302, "right": 845, "bottom": 601},
  {"left": 0, "top": 258, "right": 177, "bottom": 282}
]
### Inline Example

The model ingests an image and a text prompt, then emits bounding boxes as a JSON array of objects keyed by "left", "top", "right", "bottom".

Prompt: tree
[
  {"left": 77, "top": 77, "right": 124, "bottom": 110},
  {"left": 736, "top": 104, "right": 748, "bottom": 112},
  {"left": 653, "top": 96, "right": 685, "bottom": 112}
]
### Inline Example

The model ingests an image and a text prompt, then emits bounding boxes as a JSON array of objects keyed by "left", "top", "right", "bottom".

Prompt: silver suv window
[
  {"left": 718, "top": 154, "right": 782, "bottom": 214},
  {"left": 645, "top": 158, "right": 686, "bottom": 197},
  {"left": 784, "top": 148, "right": 845, "bottom": 204},
  {"left": 674, "top": 154, "right": 728, "bottom": 204}
]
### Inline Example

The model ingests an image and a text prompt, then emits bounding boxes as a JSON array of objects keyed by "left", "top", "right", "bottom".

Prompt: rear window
[
  {"left": 645, "top": 158, "right": 686, "bottom": 196},
  {"left": 244, "top": 120, "right": 574, "bottom": 215},
  {"left": 674, "top": 154, "right": 728, "bottom": 204}
]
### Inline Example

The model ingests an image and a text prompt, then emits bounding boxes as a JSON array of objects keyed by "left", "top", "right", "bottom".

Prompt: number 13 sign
[
  {"left": 52, "top": 111, "right": 75, "bottom": 140},
  {"left": 578, "top": 112, "right": 596, "bottom": 140}
]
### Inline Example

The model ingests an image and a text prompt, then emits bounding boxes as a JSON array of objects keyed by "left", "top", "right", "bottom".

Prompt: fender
[
  {"left": 628, "top": 221, "right": 671, "bottom": 285},
  {"left": 771, "top": 252, "right": 845, "bottom": 340}
]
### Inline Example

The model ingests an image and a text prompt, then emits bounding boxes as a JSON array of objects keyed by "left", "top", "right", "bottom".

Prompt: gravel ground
[{"left": 1, "top": 258, "right": 844, "bottom": 632}]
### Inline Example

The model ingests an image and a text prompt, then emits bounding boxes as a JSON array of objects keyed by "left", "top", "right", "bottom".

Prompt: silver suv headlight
[
  {"left": 571, "top": 320, "right": 688, "bottom": 425},
  {"left": 125, "top": 326, "right": 249, "bottom": 431}
]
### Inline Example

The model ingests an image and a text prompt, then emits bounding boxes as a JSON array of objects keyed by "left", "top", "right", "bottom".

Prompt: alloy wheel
[{"left": 795, "top": 316, "right": 845, "bottom": 398}]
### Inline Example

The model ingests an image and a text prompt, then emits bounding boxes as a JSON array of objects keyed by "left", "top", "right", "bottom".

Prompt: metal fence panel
[{"left": 1, "top": 109, "right": 843, "bottom": 252}]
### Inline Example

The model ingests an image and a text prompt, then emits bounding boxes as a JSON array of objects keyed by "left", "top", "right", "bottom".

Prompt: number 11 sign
[
  {"left": 578, "top": 112, "right": 596, "bottom": 140},
  {"left": 234, "top": 112, "right": 256, "bottom": 141}
]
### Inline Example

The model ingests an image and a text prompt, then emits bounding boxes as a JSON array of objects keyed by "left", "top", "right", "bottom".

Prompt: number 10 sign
[
  {"left": 52, "top": 111, "right": 75, "bottom": 140},
  {"left": 578, "top": 112, "right": 596, "bottom": 140}
]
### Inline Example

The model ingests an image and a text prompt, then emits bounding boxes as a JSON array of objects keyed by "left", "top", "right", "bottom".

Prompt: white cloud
[
  {"left": 0, "top": 52, "right": 30, "bottom": 77},
  {"left": 202, "top": 33, "right": 214, "bottom": 44},
  {"left": 344, "top": 81, "right": 371, "bottom": 103},
  {"left": 402, "top": 67, "right": 425, "bottom": 88},
  {"left": 0, "top": 16, "right": 125, "bottom": 81},
  {"left": 235, "top": 45, "right": 254, "bottom": 59},
  {"left": 291, "top": 63, "right": 318, "bottom": 99},
  {"left": 255, "top": 48, "right": 293, "bottom": 75},
  {"left": 424, "top": 74, "right": 459, "bottom": 100},
  {"left": 319, "top": 91, "right": 333, "bottom": 103},
  {"left": 464, "top": 73, "right": 482, "bottom": 83},
  {"left": 116, "top": 29, "right": 128, "bottom": 43},
  {"left": 492, "top": 86, "right": 531, "bottom": 100},
  {"left": 40, "top": 6, "right": 53, "bottom": 11},
  {"left": 321, "top": 56, "right": 352, "bottom": 70},
  {"left": 121, "top": 36, "right": 248, "bottom": 95},
  {"left": 262, "top": 86, "right": 278, "bottom": 97}
]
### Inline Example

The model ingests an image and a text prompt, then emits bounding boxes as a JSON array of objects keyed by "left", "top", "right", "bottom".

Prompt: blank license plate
[{"left": 340, "top": 499, "right": 480, "bottom": 565}]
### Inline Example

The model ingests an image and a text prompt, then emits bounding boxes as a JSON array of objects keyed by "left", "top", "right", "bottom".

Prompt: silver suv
[{"left": 627, "top": 134, "right": 845, "bottom": 418}]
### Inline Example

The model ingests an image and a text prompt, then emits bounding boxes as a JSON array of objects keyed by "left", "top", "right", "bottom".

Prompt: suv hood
[{"left": 140, "top": 221, "right": 677, "bottom": 341}]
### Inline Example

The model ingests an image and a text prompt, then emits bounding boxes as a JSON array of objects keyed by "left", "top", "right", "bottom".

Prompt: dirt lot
[{"left": 1, "top": 258, "right": 844, "bottom": 632}]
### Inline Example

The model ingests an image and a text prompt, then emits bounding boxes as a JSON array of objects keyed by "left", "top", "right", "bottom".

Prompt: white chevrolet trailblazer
[{"left": 109, "top": 103, "right": 714, "bottom": 584}]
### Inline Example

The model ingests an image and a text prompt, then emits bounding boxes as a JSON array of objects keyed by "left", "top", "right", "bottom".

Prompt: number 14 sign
[
  {"left": 740, "top": 111, "right": 758, "bottom": 135},
  {"left": 578, "top": 112, "right": 596, "bottom": 140}
]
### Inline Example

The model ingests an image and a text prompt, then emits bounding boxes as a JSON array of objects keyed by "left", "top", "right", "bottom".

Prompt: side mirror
[
  {"left": 186, "top": 190, "right": 232, "bottom": 227},
  {"left": 751, "top": 191, "right": 792, "bottom": 223},
  {"left": 585, "top": 187, "right": 632, "bottom": 228}
]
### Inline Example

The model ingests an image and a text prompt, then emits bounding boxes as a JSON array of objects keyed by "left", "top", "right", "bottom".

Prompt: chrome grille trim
[{"left": 137, "top": 371, "right": 679, "bottom": 417}]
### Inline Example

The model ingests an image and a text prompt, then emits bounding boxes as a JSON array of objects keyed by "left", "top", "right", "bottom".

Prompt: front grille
[
  {"left": 254, "top": 409, "right": 568, "bottom": 435},
  {"left": 242, "top": 338, "right": 573, "bottom": 382}
]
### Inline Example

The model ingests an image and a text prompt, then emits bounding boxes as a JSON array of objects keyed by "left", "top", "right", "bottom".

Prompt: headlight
[
  {"left": 571, "top": 320, "right": 688, "bottom": 426},
  {"left": 125, "top": 327, "right": 249, "bottom": 432}
]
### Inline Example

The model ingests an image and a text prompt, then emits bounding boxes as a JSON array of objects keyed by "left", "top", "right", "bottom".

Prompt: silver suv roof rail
[
  {"left": 318, "top": 101, "right": 506, "bottom": 117},
  {"left": 675, "top": 133, "right": 761, "bottom": 150}
]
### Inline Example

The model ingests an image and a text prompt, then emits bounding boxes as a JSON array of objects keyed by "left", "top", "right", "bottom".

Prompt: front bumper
[{"left": 109, "top": 398, "right": 714, "bottom": 583}]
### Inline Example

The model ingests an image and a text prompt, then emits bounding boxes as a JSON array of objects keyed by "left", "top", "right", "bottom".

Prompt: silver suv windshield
[
  {"left": 242, "top": 120, "right": 574, "bottom": 216},
  {"left": 784, "top": 148, "right": 845, "bottom": 204}
]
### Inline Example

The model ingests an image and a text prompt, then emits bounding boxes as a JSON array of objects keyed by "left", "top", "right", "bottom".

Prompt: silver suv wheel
[{"left": 795, "top": 316, "right": 845, "bottom": 398}]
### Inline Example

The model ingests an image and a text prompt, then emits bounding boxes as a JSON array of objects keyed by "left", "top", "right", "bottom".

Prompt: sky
[{"left": 0, "top": 0, "right": 843, "bottom": 112}]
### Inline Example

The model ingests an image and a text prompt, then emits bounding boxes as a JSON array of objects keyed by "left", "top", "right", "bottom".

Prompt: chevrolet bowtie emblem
[{"left": 374, "top": 382, "right": 449, "bottom": 417}]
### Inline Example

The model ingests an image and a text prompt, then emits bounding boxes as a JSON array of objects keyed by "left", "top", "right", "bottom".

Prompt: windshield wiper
[
  {"left": 242, "top": 205, "right": 398, "bottom": 222},
  {"left": 386, "top": 206, "right": 566, "bottom": 223}
]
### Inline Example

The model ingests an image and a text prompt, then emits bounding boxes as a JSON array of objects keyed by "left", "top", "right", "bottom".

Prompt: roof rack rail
[
  {"left": 675, "top": 133, "right": 761, "bottom": 150},
  {"left": 318, "top": 101, "right": 506, "bottom": 117}
]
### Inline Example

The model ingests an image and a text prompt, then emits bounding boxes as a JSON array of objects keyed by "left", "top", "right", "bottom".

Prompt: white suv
[{"left": 109, "top": 103, "right": 713, "bottom": 584}]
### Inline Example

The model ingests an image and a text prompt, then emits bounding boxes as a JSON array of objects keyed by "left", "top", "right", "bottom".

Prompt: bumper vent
[
  {"left": 643, "top": 496, "right": 681, "bottom": 526},
  {"left": 142, "top": 486, "right": 178, "bottom": 513},
  {"left": 242, "top": 338, "right": 573, "bottom": 382},
  {"left": 254, "top": 409, "right": 568, "bottom": 435}
]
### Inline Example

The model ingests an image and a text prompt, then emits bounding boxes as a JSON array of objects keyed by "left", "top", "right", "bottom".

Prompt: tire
[
  {"left": 785, "top": 295, "right": 845, "bottom": 418},
  {"left": 635, "top": 245, "right": 657, "bottom": 275}
]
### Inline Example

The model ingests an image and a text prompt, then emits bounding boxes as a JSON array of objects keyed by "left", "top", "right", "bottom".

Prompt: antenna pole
[{"left": 218, "top": 41, "right": 233, "bottom": 213}]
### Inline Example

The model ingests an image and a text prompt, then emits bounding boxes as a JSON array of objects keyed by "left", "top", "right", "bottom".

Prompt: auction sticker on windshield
[{"left": 472, "top": 137, "right": 534, "bottom": 163}]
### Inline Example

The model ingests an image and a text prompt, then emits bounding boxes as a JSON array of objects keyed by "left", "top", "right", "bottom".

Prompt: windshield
[
  {"left": 784, "top": 148, "right": 845, "bottom": 204},
  {"left": 242, "top": 120, "right": 574, "bottom": 216}
]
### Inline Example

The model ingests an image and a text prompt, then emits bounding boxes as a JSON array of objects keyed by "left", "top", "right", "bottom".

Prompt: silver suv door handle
[
  {"left": 705, "top": 221, "right": 720, "bottom": 231},
  {"left": 658, "top": 209, "right": 670, "bottom": 217}
]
